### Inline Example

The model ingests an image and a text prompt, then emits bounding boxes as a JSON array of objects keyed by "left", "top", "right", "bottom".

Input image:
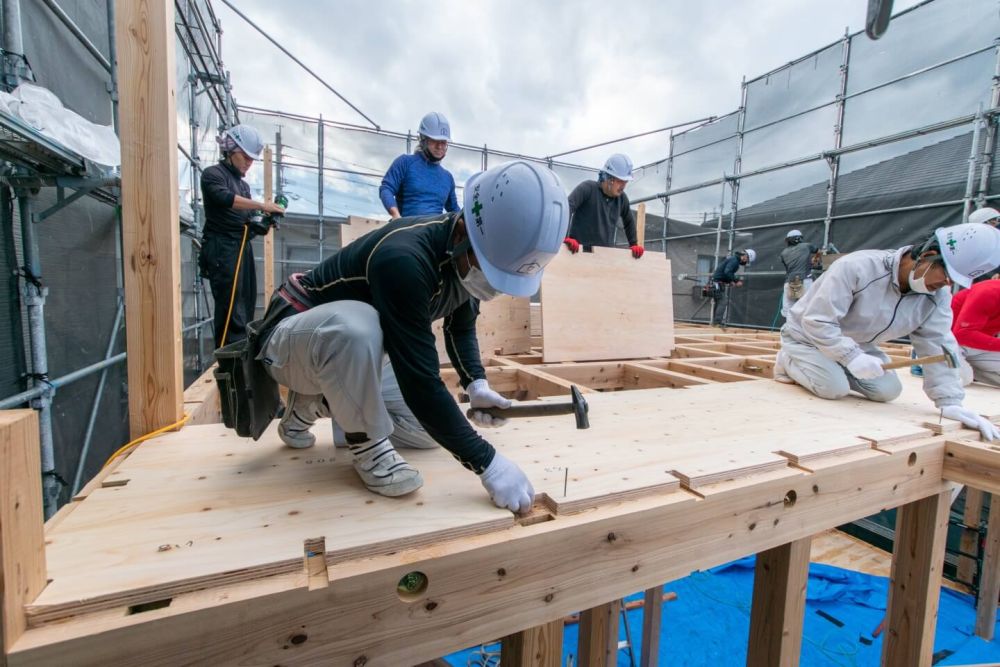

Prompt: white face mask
[
  {"left": 460, "top": 265, "right": 501, "bottom": 301},
  {"left": 908, "top": 260, "right": 936, "bottom": 295}
]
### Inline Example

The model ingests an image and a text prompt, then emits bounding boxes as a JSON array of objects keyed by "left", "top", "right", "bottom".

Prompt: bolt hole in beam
[
  {"left": 784, "top": 489, "right": 797, "bottom": 507},
  {"left": 397, "top": 571, "right": 429, "bottom": 602},
  {"left": 908, "top": 452, "right": 918, "bottom": 467}
]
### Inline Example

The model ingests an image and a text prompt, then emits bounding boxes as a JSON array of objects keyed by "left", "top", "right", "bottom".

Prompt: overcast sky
[{"left": 215, "top": 0, "right": 925, "bottom": 170}]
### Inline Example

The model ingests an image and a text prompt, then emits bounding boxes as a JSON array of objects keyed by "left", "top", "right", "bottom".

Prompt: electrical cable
[
  {"left": 220, "top": 224, "right": 250, "bottom": 348},
  {"left": 102, "top": 412, "right": 191, "bottom": 469}
]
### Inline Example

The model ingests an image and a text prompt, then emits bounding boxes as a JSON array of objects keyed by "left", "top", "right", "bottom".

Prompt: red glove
[
  {"left": 630, "top": 244, "right": 644, "bottom": 259},
  {"left": 563, "top": 237, "right": 580, "bottom": 253}
]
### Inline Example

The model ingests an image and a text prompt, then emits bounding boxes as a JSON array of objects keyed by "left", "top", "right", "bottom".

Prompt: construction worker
[
  {"left": 775, "top": 223, "right": 1000, "bottom": 441},
  {"left": 256, "top": 161, "right": 569, "bottom": 512},
  {"left": 780, "top": 230, "right": 820, "bottom": 318},
  {"left": 199, "top": 124, "right": 285, "bottom": 348},
  {"left": 969, "top": 206, "right": 1000, "bottom": 227},
  {"left": 379, "top": 112, "right": 459, "bottom": 219},
  {"left": 952, "top": 277, "right": 1000, "bottom": 387},
  {"left": 563, "top": 153, "right": 644, "bottom": 259},
  {"left": 710, "top": 248, "right": 755, "bottom": 326}
]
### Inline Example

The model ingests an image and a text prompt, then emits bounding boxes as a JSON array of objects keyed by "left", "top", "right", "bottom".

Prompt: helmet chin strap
[{"left": 419, "top": 138, "right": 443, "bottom": 163}]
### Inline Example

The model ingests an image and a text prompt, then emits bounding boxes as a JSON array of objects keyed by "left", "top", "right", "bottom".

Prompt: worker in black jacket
[
  {"left": 563, "top": 153, "right": 644, "bottom": 258},
  {"left": 257, "top": 161, "right": 569, "bottom": 512},
  {"left": 710, "top": 248, "right": 755, "bottom": 326},
  {"left": 199, "top": 124, "right": 285, "bottom": 348}
]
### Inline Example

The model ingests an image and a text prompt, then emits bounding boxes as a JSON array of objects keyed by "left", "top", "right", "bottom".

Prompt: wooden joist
[{"left": 747, "top": 537, "right": 811, "bottom": 666}]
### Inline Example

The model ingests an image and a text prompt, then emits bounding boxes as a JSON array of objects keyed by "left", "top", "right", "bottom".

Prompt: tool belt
[
  {"left": 787, "top": 276, "right": 805, "bottom": 299},
  {"left": 214, "top": 317, "right": 280, "bottom": 440}
]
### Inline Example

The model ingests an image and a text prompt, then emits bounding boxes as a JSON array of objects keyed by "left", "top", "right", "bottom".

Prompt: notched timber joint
[{"left": 304, "top": 536, "right": 329, "bottom": 590}]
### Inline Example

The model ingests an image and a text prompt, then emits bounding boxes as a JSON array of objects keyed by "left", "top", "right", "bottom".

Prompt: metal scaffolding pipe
[
  {"left": 545, "top": 115, "right": 716, "bottom": 160},
  {"left": 106, "top": 0, "right": 118, "bottom": 132},
  {"left": 0, "top": 351, "right": 128, "bottom": 411},
  {"left": 40, "top": 0, "right": 112, "bottom": 72}
]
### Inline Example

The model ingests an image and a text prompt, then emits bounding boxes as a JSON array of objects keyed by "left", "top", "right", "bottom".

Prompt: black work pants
[{"left": 199, "top": 232, "right": 256, "bottom": 349}]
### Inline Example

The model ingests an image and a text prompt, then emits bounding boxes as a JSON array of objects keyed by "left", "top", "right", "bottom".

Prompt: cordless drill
[{"left": 247, "top": 193, "right": 289, "bottom": 236}]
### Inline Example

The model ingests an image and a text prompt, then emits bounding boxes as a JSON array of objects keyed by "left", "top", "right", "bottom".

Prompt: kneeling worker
[
  {"left": 257, "top": 161, "right": 569, "bottom": 513},
  {"left": 952, "top": 275, "right": 1000, "bottom": 387},
  {"left": 776, "top": 223, "right": 1000, "bottom": 441}
]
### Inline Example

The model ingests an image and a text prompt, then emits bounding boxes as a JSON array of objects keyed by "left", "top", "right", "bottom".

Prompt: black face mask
[
  {"left": 221, "top": 155, "right": 242, "bottom": 177},
  {"left": 420, "top": 143, "right": 443, "bottom": 164}
]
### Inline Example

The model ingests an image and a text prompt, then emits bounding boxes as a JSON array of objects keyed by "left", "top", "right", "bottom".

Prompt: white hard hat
[
  {"left": 223, "top": 124, "right": 264, "bottom": 160},
  {"left": 786, "top": 229, "right": 803, "bottom": 239},
  {"left": 969, "top": 207, "right": 1000, "bottom": 226},
  {"left": 418, "top": 112, "right": 451, "bottom": 141},
  {"left": 601, "top": 153, "right": 633, "bottom": 182},
  {"left": 934, "top": 223, "right": 1000, "bottom": 288},
  {"left": 463, "top": 161, "right": 569, "bottom": 297},
  {"left": 743, "top": 248, "right": 757, "bottom": 263}
]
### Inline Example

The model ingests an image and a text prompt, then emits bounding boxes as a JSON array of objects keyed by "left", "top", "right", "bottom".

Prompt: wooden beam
[
  {"left": 1, "top": 411, "right": 45, "bottom": 665},
  {"left": 116, "top": 0, "right": 183, "bottom": 438},
  {"left": 747, "top": 537, "right": 811, "bottom": 667},
  {"left": 882, "top": 490, "right": 951, "bottom": 667},
  {"left": 262, "top": 146, "right": 274, "bottom": 304},
  {"left": 959, "top": 488, "right": 983, "bottom": 586},
  {"left": 662, "top": 360, "right": 761, "bottom": 383},
  {"left": 500, "top": 620, "right": 563, "bottom": 667},
  {"left": 975, "top": 493, "right": 1000, "bottom": 639},
  {"left": 578, "top": 600, "right": 621, "bottom": 667},
  {"left": 635, "top": 203, "right": 646, "bottom": 247},
  {"left": 639, "top": 585, "right": 663, "bottom": 667},
  {"left": 623, "top": 363, "right": 712, "bottom": 388},
  {"left": 943, "top": 440, "right": 1000, "bottom": 494}
]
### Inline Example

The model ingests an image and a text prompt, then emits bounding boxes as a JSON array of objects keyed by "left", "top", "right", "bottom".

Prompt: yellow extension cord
[
  {"left": 219, "top": 224, "right": 250, "bottom": 349},
  {"left": 102, "top": 412, "right": 191, "bottom": 469}
]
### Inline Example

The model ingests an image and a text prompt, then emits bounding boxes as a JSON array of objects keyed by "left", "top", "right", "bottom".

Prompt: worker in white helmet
[
  {"left": 199, "top": 124, "right": 285, "bottom": 347},
  {"left": 379, "top": 111, "right": 459, "bottom": 219},
  {"left": 255, "top": 161, "right": 569, "bottom": 513},
  {"left": 775, "top": 223, "right": 1000, "bottom": 442},
  {"left": 564, "top": 153, "right": 645, "bottom": 259},
  {"left": 780, "top": 229, "right": 821, "bottom": 318},
  {"left": 709, "top": 248, "right": 755, "bottom": 326},
  {"left": 969, "top": 206, "right": 1000, "bottom": 227}
]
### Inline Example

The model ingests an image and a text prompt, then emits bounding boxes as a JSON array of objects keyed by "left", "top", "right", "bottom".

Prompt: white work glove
[
  {"left": 846, "top": 353, "right": 885, "bottom": 380},
  {"left": 479, "top": 451, "right": 535, "bottom": 514},
  {"left": 467, "top": 379, "right": 511, "bottom": 428},
  {"left": 941, "top": 405, "right": 1000, "bottom": 442}
]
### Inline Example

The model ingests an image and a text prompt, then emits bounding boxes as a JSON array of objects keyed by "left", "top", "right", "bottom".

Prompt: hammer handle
[
  {"left": 882, "top": 353, "right": 949, "bottom": 371},
  {"left": 466, "top": 403, "right": 574, "bottom": 420}
]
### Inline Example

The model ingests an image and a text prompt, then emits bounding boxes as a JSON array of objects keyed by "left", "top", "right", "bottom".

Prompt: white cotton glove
[
  {"left": 846, "top": 353, "right": 886, "bottom": 380},
  {"left": 941, "top": 405, "right": 1000, "bottom": 442},
  {"left": 478, "top": 451, "right": 535, "bottom": 514},
  {"left": 467, "top": 378, "right": 512, "bottom": 428}
]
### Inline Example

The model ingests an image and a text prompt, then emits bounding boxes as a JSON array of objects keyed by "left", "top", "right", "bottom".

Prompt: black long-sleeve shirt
[
  {"left": 566, "top": 180, "right": 637, "bottom": 247},
  {"left": 201, "top": 162, "right": 252, "bottom": 240},
  {"left": 281, "top": 213, "right": 494, "bottom": 472},
  {"left": 712, "top": 255, "right": 743, "bottom": 284}
]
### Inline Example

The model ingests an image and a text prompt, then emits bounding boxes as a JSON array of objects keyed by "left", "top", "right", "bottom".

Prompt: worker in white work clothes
[
  {"left": 710, "top": 248, "right": 756, "bottom": 326},
  {"left": 379, "top": 111, "right": 459, "bottom": 219},
  {"left": 775, "top": 223, "right": 1000, "bottom": 441},
  {"left": 563, "top": 153, "right": 644, "bottom": 258},
  {"left": 255, "top": 161, "right": 569, "bottom": 513},
  {"left": 780, "top": 229, "right": 820, "bottom": 318},
  {"left": 969, "top": 206, "right": 1000, "bottom": 227}
]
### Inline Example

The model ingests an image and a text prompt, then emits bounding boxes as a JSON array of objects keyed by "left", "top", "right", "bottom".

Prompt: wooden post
[
  {"left": 635, "top": 202, "right": 646, "bottom": 247},
  {"left": 115, "top": 0, "right": 184, "bottom": 439},
  {"left": 500, "top": 620, "right": 563, "bottom": 667},
  {"left": 882, "top": 491, "right": 951, "bottom": 667},
  {"left": 578, "top": 600, "right": 621, "bottom": 667},
  {"left": 747, "top": 536, "right": 811, "bottom": 667},
  {"left": 975, "top": 493, "right": 1000, "bottom": 639},
  {"left": 640, "top": 585, "right": 663, "bottom": 667},
  {"left": 0, "top": 410, "right": 45, "bottom": 665},
  {"left": 262, "top": 146, "right": 275, "bottom": 304},
  {"left": 959, "top": 488, "right": 983, "bottom": 586}
]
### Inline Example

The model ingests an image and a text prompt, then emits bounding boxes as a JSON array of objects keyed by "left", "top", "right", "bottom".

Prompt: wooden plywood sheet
[{"left": 541, "top": 247, "right": 674, "bottom": 362}]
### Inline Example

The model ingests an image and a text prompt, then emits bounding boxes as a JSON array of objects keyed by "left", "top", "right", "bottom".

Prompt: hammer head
[
  {"left": 571, "top": 385, "right": 590, "bottom": 429},
  {"left": 942, "top": 347, "right": 960, "bottom": 370}
]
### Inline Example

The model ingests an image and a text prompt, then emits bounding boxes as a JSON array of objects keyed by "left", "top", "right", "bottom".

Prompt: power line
[{"left": 217, "top": 0, "right": 380, "bottom": 130}]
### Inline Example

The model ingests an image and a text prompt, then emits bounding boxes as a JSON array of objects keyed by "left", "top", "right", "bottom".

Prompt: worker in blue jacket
[
  {"left": 710, "top": 248, "right": 755, "bottom": 326},
  {"left": 379, "top": 112, "right": 459, "bottom": 219}
]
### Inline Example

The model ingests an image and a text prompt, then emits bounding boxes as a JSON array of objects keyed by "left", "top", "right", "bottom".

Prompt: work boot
[
  {"left": 278, "top": 391, "right": 330, "bottom": 449},
  {"left": 773, "top": 349, "right": 795, "bottom": 385},
  {"left": 348, "top": 438, "right": 423, "bottom": 497}
]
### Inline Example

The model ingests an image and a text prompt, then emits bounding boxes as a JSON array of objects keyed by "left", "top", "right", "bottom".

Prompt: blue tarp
[{"left": 445, "top": 558, "right": 1000, "bottom": 666}]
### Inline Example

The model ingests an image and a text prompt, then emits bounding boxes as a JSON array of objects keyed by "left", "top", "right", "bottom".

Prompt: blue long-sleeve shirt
[{"left": 379, "top": 152, "right": 459, "bottom": 216}]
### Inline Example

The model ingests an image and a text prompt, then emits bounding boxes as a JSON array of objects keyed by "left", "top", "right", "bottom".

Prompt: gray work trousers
[
  {"left": 958, "top": 345, "right": 1000, "bottom": 388},
  {"left": 779, "top": 332, "right": 902, "bottom": 402},
  {"left": 261, "top": 300, "right": 436, "bottom": 449}
]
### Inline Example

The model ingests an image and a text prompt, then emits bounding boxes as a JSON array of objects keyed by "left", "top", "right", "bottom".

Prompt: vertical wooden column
[
  {"left": 578, "top": 600, "right": 621, "bottom": 666},
  {"left": 882, "top": 490, "right": 951, "bottom": 667},
  {"left": 262, "top": 146, "right": 275, "bottom": 304},
  {"left": 500, "top": 620, "right": 563, "bottom": 667},
  {"left": 115, "top": 0, "right": 183, "bottom": 438},
  {"left": 635, "top": 202, "right": 646, "bottom": 247},
  {"left": 0, "top": 411, "right": 45, "bottom": 665},
  {"left": 640, "top": 584, "right": 664, "bottom": 667},
  {"left": 747, "top": 536, "right": 811, "bottom": 667},
  {"left": 958, "top": 488, "right": 983, "bottom": 586},
  {"left": 975, "top": 493, "right": 1000, "bottom": 639}
]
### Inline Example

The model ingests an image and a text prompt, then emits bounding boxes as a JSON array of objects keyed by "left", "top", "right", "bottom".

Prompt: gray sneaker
[
  {"left": 278, "top": 392, "right": 330, "bottom": 449},
  {"left": 348, "top": 438, "right": 423, "bottom": 497},
  {"left": 773, "top": 349, "right": 795, "bottom": 385}
]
